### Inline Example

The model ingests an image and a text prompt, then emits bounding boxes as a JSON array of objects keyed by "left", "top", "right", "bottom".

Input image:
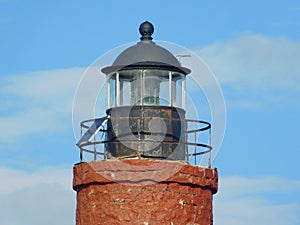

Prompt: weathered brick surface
[{"left": 73, "top": 159, "right": 218, "bottom": 225}]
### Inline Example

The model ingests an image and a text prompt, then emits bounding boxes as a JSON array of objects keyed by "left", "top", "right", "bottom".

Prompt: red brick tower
[{"left": 73, "top": 21, "right": 218, "bottom": 225}]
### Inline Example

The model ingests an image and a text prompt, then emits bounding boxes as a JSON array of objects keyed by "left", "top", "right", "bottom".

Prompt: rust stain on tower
[{"left": 73, "top": 21, "right": 218, "bottom": 225}]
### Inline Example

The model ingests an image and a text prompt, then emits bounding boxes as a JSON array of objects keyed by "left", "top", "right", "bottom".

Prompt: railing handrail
[{"left": 77, "top": 117, "right": 212, "bottom": 166}]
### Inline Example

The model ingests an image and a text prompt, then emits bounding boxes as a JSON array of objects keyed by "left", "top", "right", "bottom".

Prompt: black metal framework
[{"left": 77, "top": 116, "right": 212, "bottom": 166}]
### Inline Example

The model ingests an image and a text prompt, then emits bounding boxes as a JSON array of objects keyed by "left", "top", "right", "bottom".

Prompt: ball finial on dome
[{"left": 139, "top": 21, "right": 154, "bottom": 41}]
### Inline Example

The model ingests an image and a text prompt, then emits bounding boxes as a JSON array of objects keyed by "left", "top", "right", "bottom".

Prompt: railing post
[{"left": 208, "top": 128, "right": 212, "bottom": 168}]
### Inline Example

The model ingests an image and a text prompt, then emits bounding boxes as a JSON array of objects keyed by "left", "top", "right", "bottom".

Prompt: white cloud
[
  {"left": 198, "top": 34, "right": 300, "bottom": 90},
  {"left": 0, "top": 166, "right": 75, "bottom": 225},
  {"left": 0, "top": 166, "right": 73, "bottom": 194},
  {"left": 197, "top": 34, "right": 300, "bottom": 109},
  {"left": 0, "top": 68, "right": 81, "bottom": 142},
  {"left": 0, "top": 67, "right": 105, "bottom": 143},
  {"left": 214, "top": 176, "right": 300, "bottom": 225}
]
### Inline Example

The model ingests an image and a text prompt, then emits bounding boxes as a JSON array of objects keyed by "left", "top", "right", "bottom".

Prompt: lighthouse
[{"left": 73, "top": 21, "right": 218, "bottom": 225}]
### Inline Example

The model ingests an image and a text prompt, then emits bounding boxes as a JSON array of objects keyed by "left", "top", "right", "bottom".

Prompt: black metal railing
[{"left": 77, "top": 117, "right": 212, "bottom": 166}]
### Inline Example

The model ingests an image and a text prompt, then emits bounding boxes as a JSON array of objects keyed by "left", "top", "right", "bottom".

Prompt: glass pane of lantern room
[
  {"left": 160, "top": 73, "right": 170, "bottom": 106},
  {"left": 129, "top": 70, "right": 142, "bottom": 105},
  {"left": 143, "top": 70, "right": 162, "bottom": 105},
  {"left": 119, "top": 71, "right": 135, "bottom": 106},
  {"left": 109, "top": 74, "right": 116, "bottom": 107},
  {"left": 144, "top": 69, "right": 170, "bottom": 106},
  {"left": 173, "top": 72, "right": 184, "bottom": 108},
  {"left": 143, "top": 69, "right": 170, "bottom": 106}
]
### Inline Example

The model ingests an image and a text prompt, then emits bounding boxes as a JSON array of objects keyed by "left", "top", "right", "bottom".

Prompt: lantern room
[{"left": 101, "top": 21, "right": 190, "bottom": 160}]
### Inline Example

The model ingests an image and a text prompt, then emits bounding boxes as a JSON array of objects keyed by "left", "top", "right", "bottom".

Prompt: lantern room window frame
[{"left": 106, "top": 69, "right": 186, "bottom": 109}]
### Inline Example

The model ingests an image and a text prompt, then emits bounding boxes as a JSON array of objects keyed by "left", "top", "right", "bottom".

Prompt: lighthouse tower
[{"left": 73, "top": 21, "right": 218, "bottom": 225}]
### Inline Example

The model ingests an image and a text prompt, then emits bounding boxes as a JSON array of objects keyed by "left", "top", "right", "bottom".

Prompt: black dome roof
[{"left": 101, "top": 21, "right": 190, "bottom": 75}]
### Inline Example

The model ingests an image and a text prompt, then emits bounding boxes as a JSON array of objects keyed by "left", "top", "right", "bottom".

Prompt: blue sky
[{"left": 1, "top": 1, "right": 300, "bottom": 224}]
